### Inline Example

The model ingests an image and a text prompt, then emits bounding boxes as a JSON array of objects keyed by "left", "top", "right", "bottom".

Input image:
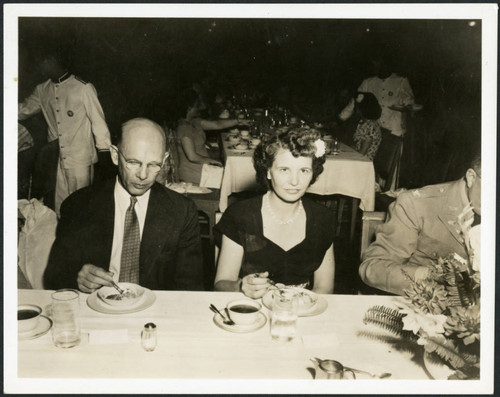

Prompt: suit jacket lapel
[
  {"left": 87, "top": 179, "right": 115, "bottom": 269},
  {"left": 140, "top": 184, "right": 172, "bottom": 274},
  {"left": 437, "top": 179, "right": 468, "bottom": 247}
]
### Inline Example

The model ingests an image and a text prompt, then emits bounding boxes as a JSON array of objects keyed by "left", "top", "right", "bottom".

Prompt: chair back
[
  {"left": 157, "top": 125, "right": 181, "bottom": 185},
  {"left": 373, "top": 131, "right": 403, "bottom": 191},
  {"left": 360, "top": 211, "right": 387, "bottom": 260}
]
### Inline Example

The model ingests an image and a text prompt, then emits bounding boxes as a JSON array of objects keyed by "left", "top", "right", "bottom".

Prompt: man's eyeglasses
[{"left": 113, "top": 146, "right": 164, "bottom": 174}]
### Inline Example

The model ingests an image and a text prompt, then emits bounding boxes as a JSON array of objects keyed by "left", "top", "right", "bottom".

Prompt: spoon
[
  {"left": 111, "top": 281, "right": 126, "bottom": 296},
  {"left": 344, "top": 366, "right": 392, "bottom": 379},
  {"left": 209, "top": 304, "right": 235, "bottom": 326}
]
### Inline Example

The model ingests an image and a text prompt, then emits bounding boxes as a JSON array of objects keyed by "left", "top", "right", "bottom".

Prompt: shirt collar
[{"left": 114, "top": 177, "right": 151, "bottom": 212}]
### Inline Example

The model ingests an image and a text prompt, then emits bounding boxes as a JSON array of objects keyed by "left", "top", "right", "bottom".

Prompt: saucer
[
  {"left": 18, "top": 315, "right": 52, "bottom": 340},
  {"left": 87, "top": 288, "right": 156, "bottom": 314},
  {"left": 213, "top": 312, "right": 267, "bottom": 333}
]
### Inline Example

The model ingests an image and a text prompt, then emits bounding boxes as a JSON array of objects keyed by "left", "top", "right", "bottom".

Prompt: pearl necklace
[{"left": 264, "top": 193, "right": 303, "bottom": 225}]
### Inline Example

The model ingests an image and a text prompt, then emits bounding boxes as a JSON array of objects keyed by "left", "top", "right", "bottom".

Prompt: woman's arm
[
  {"left": 200, "top": 118, "right": 249, "bottom": 131},
  {"left": 180, "top": 136, "right": 222, "bottom": 165},
  {"left": 312, "top": 243, "right": 335, "bottom": 294},
  {"left": 357, "top": 136, "right": 373, "bottom": 157},
  {"left": 214, "top": 235, "right": 271, "bottom": 297}
]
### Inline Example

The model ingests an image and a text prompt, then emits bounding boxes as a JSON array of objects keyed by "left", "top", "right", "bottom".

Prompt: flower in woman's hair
[
  {"left": 404, "top": 279, "right": 447, "bottom": 314},
  {"left": 445, "top": 306, "right": 480, "bottom": 345},
  {"left": 314, "top": 139, "right": 326, "bottom": 158}
]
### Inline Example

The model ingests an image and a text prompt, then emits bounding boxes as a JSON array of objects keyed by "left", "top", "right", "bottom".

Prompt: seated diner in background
[
  {"left": 177, "top": 89, "right": 249, "bottom": 185},
  {"left": 214, "top": 127, "right": 335, "bottom": 298},
  {"left": 352, "top": 92, "right": 382, "bottom": 161},
  {"left": 44, "top": 118, "right": 204, "bottom": 292},
  {"left": 359, "top": 152, "right": 481, "bottom": 295}
]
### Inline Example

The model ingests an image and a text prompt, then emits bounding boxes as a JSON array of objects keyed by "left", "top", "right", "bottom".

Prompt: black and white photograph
[{"left": 5, "top": 3, "right": 496, "bottom": 394}]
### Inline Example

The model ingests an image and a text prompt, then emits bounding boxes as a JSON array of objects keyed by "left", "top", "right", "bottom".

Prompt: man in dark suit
[{"left": 44, "top": 118, "right": 204, "bottom": 292}]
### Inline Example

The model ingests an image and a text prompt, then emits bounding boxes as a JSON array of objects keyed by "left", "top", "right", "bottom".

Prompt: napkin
[
  {"left": 88, "top": 329, "right": 129, "bottom": 345},
  {"left": 200, "top": 164, "right": 224, "bottom": 189}
]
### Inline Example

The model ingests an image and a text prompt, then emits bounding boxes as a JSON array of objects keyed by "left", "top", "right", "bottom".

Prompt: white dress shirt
[{"left": 109, "top": 178, "right": 151, "bottom": 281}]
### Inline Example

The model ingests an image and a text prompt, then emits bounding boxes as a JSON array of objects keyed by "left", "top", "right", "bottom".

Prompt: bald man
[{"left": 44, "top": 118, "right": 204, "bottom": 291}]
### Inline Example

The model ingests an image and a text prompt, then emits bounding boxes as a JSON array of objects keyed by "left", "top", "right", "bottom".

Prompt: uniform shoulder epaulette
[
  {"left": 75, "top": 76, "right": 87, "bottom": 84},
  {"left": 410, "top": 183, "right": 449, "bottom": 199}
]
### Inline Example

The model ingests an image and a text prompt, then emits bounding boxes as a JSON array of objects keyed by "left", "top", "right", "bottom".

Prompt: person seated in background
[
  {"left": 352, "top": 92, "right": 382, "bottom": 161},
  {"left": 44, "top": 118, "right": 204, "bottom": 292},
  {"left": 176, "top": 89, "right": 249, "bottom": 185},
  {"left": 359, "top": 152, "right": 481, "bottom": 295},
  {"left": 214, "top": 127, "right": 335, "bottom": 299}
]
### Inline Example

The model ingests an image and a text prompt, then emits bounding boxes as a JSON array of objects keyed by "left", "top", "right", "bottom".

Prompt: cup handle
[{"left": 344, "top": 368, "right": 356, "bottom": 379}]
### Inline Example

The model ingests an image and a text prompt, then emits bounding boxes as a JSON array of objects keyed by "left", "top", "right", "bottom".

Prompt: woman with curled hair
[{"left": 214, "top": 127, "right": 335, "bottom": 298}]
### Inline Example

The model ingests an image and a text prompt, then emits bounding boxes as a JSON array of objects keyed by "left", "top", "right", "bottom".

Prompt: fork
[{"left": 209, "top": 304, "right": 235, "bottom": 326}]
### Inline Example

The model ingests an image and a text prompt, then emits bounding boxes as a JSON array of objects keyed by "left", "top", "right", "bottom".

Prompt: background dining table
[
  {"left": 16, "top": 288, "right": 431, "bottom": 381},
  {"left": 218, "top": 133, "right": 376, "bottom": 212}
]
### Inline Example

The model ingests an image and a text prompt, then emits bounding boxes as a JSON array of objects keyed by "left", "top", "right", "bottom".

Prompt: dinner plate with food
[
  {"left": 87, "top": 283, "right": 156, "bottom": 314},
  {"left": 262, "top": 286, "right": 328, "bottom": 317}
]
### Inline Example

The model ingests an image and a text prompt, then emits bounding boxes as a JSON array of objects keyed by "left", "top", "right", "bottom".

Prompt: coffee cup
[
  {"left": 240, "top": 130, "right": 249, "bottom": 138},
  {"left": 18, "top": 304, "right": 42, "bottom": 333},
  {"left": 227, "top": 299, "right": 261, "bottom": 325},
  {"left": 251, "top": 138, "right": 261, "bottom": 146}
]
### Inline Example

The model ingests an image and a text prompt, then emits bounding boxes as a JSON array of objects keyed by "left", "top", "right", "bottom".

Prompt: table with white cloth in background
[
  {"left": 219, "top": 133, "right": 376, "bottom": 212},
  {"left": 17, "top": 289, "right": 430, "bottom": 380}
]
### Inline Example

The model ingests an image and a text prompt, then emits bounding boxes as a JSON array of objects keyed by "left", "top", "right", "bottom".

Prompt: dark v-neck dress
[{"left": 215, "top": 195, "right": 335, "bottom": 287}]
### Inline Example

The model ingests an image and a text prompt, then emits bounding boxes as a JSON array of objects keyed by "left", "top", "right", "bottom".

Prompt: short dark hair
[
  {"left": 469, "top": 151, "right": 481, "bottom": 176},
  {"left": 356, "top": 92, "right": 382, "bottom": 120},
  {"left": 253, "top": 127, "right": 326, "bottom": 191}
]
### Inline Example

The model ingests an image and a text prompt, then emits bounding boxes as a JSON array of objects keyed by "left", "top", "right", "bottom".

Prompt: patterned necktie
[{"left": 119, "top": 196, "right": 140, "bottom": 283}]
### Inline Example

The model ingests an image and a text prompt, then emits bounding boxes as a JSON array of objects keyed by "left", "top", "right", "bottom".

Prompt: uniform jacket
[
  {"left": 358, "top": 73, "right": 414, "bottom": 136},
  {"left": 18, "top": 75, "right": 111, "bottom": 169},
  {"left": 359, "top": 178, "right": 470, "bottom": 295},
  {"left": 44, "top": 179, "right": 204, "bottom": 291}
]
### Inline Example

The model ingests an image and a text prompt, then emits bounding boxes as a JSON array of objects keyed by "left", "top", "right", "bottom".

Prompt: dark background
[
  {"left": 17, "top": 17, "right": 483, "bottom": 293},
  {"left": 18, "top": 17, "right": 481, "bottom": 187}
]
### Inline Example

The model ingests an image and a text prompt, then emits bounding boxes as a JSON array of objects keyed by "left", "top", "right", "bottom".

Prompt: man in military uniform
[
  {"left": 359, "top": 153, "right": 481, "bottom": 295},
  {"left": 18, "top": 53, "right": 111, "bottom": 216}
]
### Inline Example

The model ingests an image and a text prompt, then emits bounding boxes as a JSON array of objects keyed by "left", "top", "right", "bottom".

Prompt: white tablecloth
[
  {"left": 219, "top": 133, "right": 375, "bottom": 212},
  {"left": 16, "top": 289, "right": 429, "bottom": 381}
]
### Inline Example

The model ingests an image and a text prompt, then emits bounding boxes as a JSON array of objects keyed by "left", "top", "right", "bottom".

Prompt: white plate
[
  {"left": 87, "top": 288, "right": 156, "bottom": 314},
  {"left": 18, "top": 315, "right": 52, "bottom": 340},
  {"left": 262, "top": 290, "right": 328, "bottom": 317},
  {"left": 213, "top": 312, "right": 267, "bottom": 333}
]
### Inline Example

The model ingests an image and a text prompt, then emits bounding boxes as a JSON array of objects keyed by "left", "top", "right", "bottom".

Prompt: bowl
[
  {"left": 97, "top": 282, "right": 145, "bottom": 307},
  {"left": 227, "top": 299, "right": 262, "bottom": 325},
  {"left": 18, "top": 304, "right": 42, "bottom": 333},
  {"left": 274, "top": 287, "right": 318, "bottom": 312}
]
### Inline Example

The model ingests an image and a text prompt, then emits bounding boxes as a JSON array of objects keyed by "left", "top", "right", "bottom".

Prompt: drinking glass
[
  {"left": 270, "top": 289, "right": 299, "bottom": 342},
  {"left": 51, "top": 289, "right": 81, "bottom": 348}
]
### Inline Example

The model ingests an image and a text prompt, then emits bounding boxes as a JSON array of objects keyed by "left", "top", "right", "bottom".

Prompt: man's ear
[
  {"left": 110, "top": 145, "right": 119, "bottom": 167},
  {"left": 465, "top": 168, "right": 477, "bottom": 188}
]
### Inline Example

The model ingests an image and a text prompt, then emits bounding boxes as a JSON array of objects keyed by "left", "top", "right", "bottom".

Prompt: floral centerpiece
[{"left": 363, "top": 205, "right": 480, "bottom": 380}]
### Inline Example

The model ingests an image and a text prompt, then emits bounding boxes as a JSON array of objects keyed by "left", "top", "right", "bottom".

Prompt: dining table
[
  {"left": 218, "top": 132, "right": 376, "bottom": 212},
  {"left": 16, "top": 288, "right": 433, "bottom": 383}
]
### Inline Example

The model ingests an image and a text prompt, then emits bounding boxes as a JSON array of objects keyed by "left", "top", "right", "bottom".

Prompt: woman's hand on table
[
  {"left": 241, "top": 272, "right": 273, "bottom": 299},
  {"left": 77, "top": 264, "right": 114, "bottom": 293}
]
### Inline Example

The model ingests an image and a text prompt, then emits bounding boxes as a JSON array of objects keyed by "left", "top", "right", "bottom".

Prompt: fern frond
[
  {"left": 363, "top": 306, "right": 416, "bottom": 340},
  {"left": 423, "top": 336, "right": 477, "bottom": 369}
]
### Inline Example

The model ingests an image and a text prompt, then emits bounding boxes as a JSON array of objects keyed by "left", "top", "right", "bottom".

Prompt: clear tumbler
[
  {"left": 270, "top": 289, "right": 299, "bottom": 342},
  {"left": 51, "top": 289, "right": 81, "bottom": 348}
]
